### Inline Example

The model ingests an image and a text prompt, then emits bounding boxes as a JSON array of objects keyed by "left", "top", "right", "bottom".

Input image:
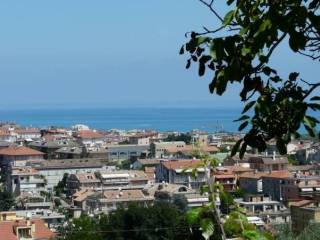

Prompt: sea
[{"left": 0, "top": 107, "right": 243, "bottom": 132}]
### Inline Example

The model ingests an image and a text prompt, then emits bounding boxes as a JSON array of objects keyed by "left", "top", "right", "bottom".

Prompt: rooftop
[{"left": 0, "top": 146, "right": 44, "bottom": 156}]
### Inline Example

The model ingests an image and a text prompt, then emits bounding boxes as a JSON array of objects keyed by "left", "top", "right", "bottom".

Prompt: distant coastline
[{"left": 0, "top": 107, "right": 242, "bottom": 132}]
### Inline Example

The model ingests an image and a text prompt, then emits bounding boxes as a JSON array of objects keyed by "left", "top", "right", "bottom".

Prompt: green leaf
[
  {"left": 308, "top": 103, "right": 320, "bottom": 111},
  {"left": 179, "top": 45, "right": 184, "bottom": 55},
  {"left": 304, "top": 124, "right": 316, "bottom": 137},
  {"left": 239, "top": 143, "right": 247, "bottom": 159},
  {"left": 231, "top": 139, "right": 243, "bottom": 156},
  {"left": 262, "top": 67, "right": 272, "bottom": 76},
  {"left": 276, "top": 138, "right": 287, "bottom": 155},
  {"left": 238, "top": 121, "right": 249, "bottom": 131},
  {"left": 234, "top": 115, "right": 250, "bottom": 122},
  {"left": 200, "top": 218, "right": 214, "bottom": 240},
  {"left": 242, "top": 101, "right": 256, "bottom": 114},
  {"left": 186, "top": 208, "right": 201, "bottom": 225},
  {"left": 186, "top": 59, "right": 191, "bottom": 69},
  {"left": 311, "top": 96, "right": 320, "bottom": 101},
  {"left": 289, "top": 72, "right": 299, "bottom": 81},
  {"left": 223, "top": 10, "right": 235, "bottom": 26}
]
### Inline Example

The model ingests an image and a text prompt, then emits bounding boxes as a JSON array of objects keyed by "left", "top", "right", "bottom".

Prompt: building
[
  {"left": 0, "top": 212, "right": 56, "bottom": 240},
  {"left": 129, "top": 134, "right": 150, "bottom": 145},
  {"left": 0, "top": 146, "right": 44, "bottom": 169},
  {"left": 148, "top": 183, "right": 209, "bottom": 209},
  {"left": 261, "top": 171, "right": 292, "bottom": 201},
  {"left": 99, "top": 170, "right": 149, "bottom": 190},
  {"left": 249, "top": 155, "right": 289, "bottom": 172},
  {"left": 105, "top": 144, "right": 149, "bottom": 161},
  {"left": 66, "top": 172, "right": 101, "bottom": 196},
  {"left": 239, "top": 172, "right": 266, "bottom": 194},
  {"left": 235, "top": 194, "right": 289, "bottom": 224},
  {"left": 10, "top": 167, "right": 46, "bottom": 197},
  {"left": 74, "top": 130, "right": 105, "bottom": 147},
  {"left": 151, "top": 141, "right": 186, "bottom": 158},
  {"left": 85, "top": 189, "right": 154, "bottom": 214},
  {"left": 281, "top": 174, "right": 320, "bottom": 202},
  {"left": 31, "top": 158, "right": 106, "bottom": 190},
  {"left": 291, "top": 200, "right": 320, "bottom": 234},
  {"left": 132, "top": 158, "right": 162, "bottom": 170},
  {"left": 213, "top": 167, "right": 237, "bottom": 192},
  {"left": 156, "top": 159, "right": 206, "bottom": 189},
  {"left": 15, "top": 128, "right": 41, "bottom": 141}
]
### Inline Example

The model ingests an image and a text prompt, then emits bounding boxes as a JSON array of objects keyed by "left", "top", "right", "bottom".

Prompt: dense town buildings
[{"left": 0, "top": 123, "right": 319, "bottom": 237}]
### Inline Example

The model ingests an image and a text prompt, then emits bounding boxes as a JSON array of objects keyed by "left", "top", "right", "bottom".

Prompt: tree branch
[
  {"left": 252, "top": 32, "right": 287, "bottom": 72},
  {"left": 301, "top": 80, "right": 320, "bottom": 100},
  {"left": 198, "top": 0, "right": 224, "bottom": 23}
]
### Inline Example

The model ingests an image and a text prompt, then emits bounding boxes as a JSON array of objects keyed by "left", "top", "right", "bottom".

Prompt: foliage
[
  {"left": 288, "top": 154, "right": 299, "bottom": 165},
  {"left": 54, "top": 198, "right": 62, "bottom": 207},
  {"left": 164, "top": 133, "right": 192, "bottom": 144},
  {"left": 181, "top": 0, "right": 320, "bottom": 158},
  {"left": 117, "top": 159, "right": 132, "bottom": 170},
  {"left": 59, "top": 214, "right": 102, "bottom": 240},
  {"left": 172, "top": 194, "right": 189, "bottom": 212},
  {"left": 219, "top": 191, "right": 234, "bottom": 214},
  {"left": 59, "top": 203, "right": 194, "bottom": 240},
  {"left": 54, "top": 173, "right": 69, "bottom": 197},
  {"left": 0, "top": 190, "right": 15, "bottom": 211},
  {"left": 274, "top": 223, "right": 320, "bottom": 240},
  {"left": 233, "top": 186, "right": 246, "bottom": 198},
  {"left": 119, "top": 139, "right": 130, "bottom": 145}
]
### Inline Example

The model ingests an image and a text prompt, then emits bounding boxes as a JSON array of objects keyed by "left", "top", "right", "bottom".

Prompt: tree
[
  {"left": 181, "top": 0, "right": 320, "bottom": 158},
  {"left": 54, "top": 173, "right": 69, "bottom": 197},
  {"left": 172, "top": 194, "right": 189, "bottom": 212},
  {"left": 0, "top": 190, "right": 15, "bottom": 211},
  {"left": 164, "top": 133, "right": 192, "bottom": 144}
]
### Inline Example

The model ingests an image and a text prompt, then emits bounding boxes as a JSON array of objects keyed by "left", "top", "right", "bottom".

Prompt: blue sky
[{"left": 0, "top": 0, "right": 319, "bottom": 109}]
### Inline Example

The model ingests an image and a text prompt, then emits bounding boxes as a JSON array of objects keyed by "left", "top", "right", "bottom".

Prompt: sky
[{"left": 0, "top": 0, "right": 319, "bottom": 109}]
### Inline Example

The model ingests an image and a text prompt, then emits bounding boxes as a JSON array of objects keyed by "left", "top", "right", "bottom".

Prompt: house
[
  {"left": 249, "top": 155, "right": 289, "bottom": 172},
  {"left": 85, "top": 189, "right": 154, "bottom": 214},
  {"left": 235, "top": 194, "right": 289, "bottom": 224},
  {"left": 105, "top": 144, "right": 149, "bottom": 161},
  {"left": 99, "top": 170, "right": 149, "bottom": 190},
  {"left": 291, "top": 200, "right": 320, "bottom": 234},
  {"left": 223, "top": 154, "right": 254, "bottom": 168},
  {"left": 0, "top": 146, "right": 44, "bottom": 169},
  {"left": 295, "top": 142, "right": 320, "bottom": 164},
  {"left": 74, "top": 130, "right": 105, "bottom": 147},
  {"left": 28, "top": 141, "right": 79, "bottom": 159},
  {"left": 0, "top": 129, "right": 16, "bottom": 143},
  {"left": 0, "top": 213, "right": 56, "bottom": 240},
  {"left": 213, "top": 167, "right": 237, "bottom": 192},
  {"left": 261, "top": 171, "right": 292, "bottom": 201},
  {"left": 129, "top": 134, "right": 150, "bottom": 145},
  {"left": 156, "top": 159, "right": 206, "bottom": 189},
  {"left": 15, "top": 128, "right": 41, "bottom": 141},
  {"left": 151, "top": 141, "right": 186, "bottom": 158},
  {"left": 10, "top": 167, "right": 46, "bottom": 197},
  {"left": 32, "top": 158, "right": 106, "bottom": 190},
  {"left": 66, "top": 173, "right": 101, "bottom": 195},
  {"left": 239, "top": 171, "right": 266, "bottom": 194},
  {"left": 281, "top": 174, "right": 320, "bottom": 202},
  {"left": 71, "top": 189, "right": 95, "bottom": 216},
  {"left": 148, "top": 183, "right": 209, "bottom": 209},
  {"left": 55, "top": 146, "right": 83, "bottom": 159},
  {"left": 132, "top": 158, "right": 162, "bottom": 170}
]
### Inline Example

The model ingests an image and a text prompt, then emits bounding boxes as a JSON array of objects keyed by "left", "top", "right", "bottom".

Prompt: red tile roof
[
  {"left": 0, "top": 219, "right": 55, "bottom": 240},
  {"left": 76, "top": 130, "right": 104, "bottom": 139},
  {"left": 262, "top": 170, "right": 292, "bottom": 179},
  {"left": 162, "top": 160, "right": 200, "bottom": 170},
  {"left": 0, "top": 146, "right": 44, "bottom": 156}
]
